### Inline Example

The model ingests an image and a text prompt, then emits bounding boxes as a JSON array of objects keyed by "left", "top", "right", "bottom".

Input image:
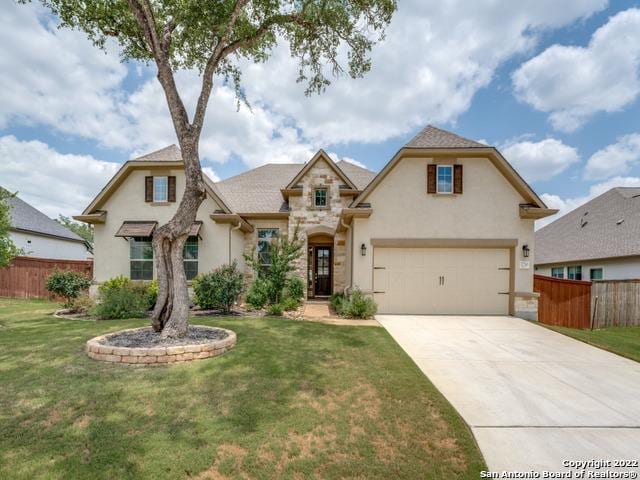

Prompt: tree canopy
[
  {"left": 56, "top": 215, "right": 93, "bottom": 246},
  {"left": 0, "top": 189, "right": 21, "bottom": 268}
]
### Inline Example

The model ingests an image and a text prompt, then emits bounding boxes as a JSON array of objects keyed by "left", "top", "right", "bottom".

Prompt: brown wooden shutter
[
  {"left": 454, "top": 164, "right": 463, "bottom": 194},
  {"left": 145, "top": 176, "right": 153, "bottom": 202},
  {"left": 168, "top": 176, "right": 176, "bottom": 202},
  {"left": 427, "top": 164, "right": 437, "bottom": 194}
]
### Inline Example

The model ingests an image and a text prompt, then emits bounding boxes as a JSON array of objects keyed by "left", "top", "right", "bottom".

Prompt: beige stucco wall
[
  {"left": 92, "top": 168, "right": 242, "bottom": 283},
  {"left": 351, "top": 155, "right": 536, "bottom": 297}
]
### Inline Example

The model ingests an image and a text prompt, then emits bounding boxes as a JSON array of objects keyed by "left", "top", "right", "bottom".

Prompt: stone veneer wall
[
  {"left": 514, "top": 293, "right": 539, "bottom": 321},
  {"left": 287, "top": 158, "right": 354, "bottom": 296}
]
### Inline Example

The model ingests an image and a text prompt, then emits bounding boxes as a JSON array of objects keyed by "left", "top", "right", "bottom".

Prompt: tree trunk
[{"left": 151, "top": 140, "right": 206, "bottom": 338}]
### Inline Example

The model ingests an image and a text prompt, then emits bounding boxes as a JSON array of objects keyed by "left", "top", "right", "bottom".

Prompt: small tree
[
  {"left": 45, "top": 270, "right": 91, "bottom": 308},
  {"left": 0, "top": 188, "right": 21, "bottom": 268},
  {"left": 30, "top": 0, "right": 397, "bottom": 337},
  {"left": 192, "top": 261, "right": 244, "bottom": 313},
  {"left": 244, "top": 228, "right": 303, "bottom": 305}
]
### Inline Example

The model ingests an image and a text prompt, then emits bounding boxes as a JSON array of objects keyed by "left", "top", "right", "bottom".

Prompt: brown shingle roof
[
  {"left": 216, "top": 160, "right": 376, "bottom": 213},
  {"left": 132, "top": 145, "right": 182, "bottom": 162},
  {"left": 405, "top": 125, "right": 487, "bottom": 149},
  {"left": 535, "top": 188, "right": 640, "bottom": 265}
]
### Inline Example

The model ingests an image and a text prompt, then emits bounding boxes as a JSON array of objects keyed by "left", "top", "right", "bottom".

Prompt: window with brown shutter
[
  {"left": 453, "top": 164, "right": 463, "bottom": 194},
  {"left": 427, "top": 164, "right": 436, "bottom": 194},
  {"left": 168, "top": 176, "right": 176, "bottom": 202},
  {"left": 145, "top": 176, "right": 153, "bottom": 202}
]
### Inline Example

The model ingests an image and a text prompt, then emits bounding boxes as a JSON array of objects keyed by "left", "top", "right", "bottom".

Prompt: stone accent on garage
[
  {"left": 514, "top": 292, "right": 539, "bottom": 321},
  {"left": 86, "top": 326, "right": 236, "bottom": 365}
]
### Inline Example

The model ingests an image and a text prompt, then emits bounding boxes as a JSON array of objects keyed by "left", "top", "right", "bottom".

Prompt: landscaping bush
[
  {"left": 266, "top": 303, "right": 284, "bottom": 316},
  {"left": 45, "top": 269, "right": 91, "bottom": 308},
  {"left": 192, "top": 261, "right": 243, "bottom": 313},
  {"left": 332, "top": 289, "right": 377, "bottom": 319},
  {"left": 71, "top": 294, "right": 95, "bottom": 315},
  {"left": 283, "top": 275, "right": 305, "bottom": 303},
  {"left": 94, "top": 275, "right": 156, "bottom": 319},
  {"left": 281, "top": 297, "right": 300, "bottom": 312},
  {"left": 245, "top": 277, "right": 269, "bottom": 309}
]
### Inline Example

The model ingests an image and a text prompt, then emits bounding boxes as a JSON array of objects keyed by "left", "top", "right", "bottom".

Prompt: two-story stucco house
[{"left": 74, "top": 126, "right": 556, "bottom": 317}]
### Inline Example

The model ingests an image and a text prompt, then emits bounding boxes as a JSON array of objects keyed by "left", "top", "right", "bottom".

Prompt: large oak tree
[{"left": 30, "top": 0, "right": 396, "bottom": 337}]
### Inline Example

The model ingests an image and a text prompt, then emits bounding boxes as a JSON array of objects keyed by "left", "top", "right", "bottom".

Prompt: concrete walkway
[{"left": 377, "top": 315, "right": 640, "bottom": 474}]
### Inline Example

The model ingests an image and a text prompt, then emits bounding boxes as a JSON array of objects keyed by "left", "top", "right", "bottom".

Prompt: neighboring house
[
  {"left": 535, "top": 187, "right": 640, "bottom": 281},
  {"left": 75, "top": 125, "right": 555, "bottom": 317},
  {"left": 6, "top": 192, "right": 91, "bottom": 261}
]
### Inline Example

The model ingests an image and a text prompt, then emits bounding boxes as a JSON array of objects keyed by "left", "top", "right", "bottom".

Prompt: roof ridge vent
[
  {"left": 617, "top": 219, "right": 625, "bottom": 225},
  {"left": 580, "top": 219, "right": 588, "bottom": 228}
]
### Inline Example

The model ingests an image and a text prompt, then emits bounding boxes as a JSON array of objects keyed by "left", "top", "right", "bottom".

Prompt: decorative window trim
[
  {"left": 153, "top": 176, "right": 169, "bottom": 202},
  {"left": 314, "top": 188, "right": 328, "bottom": 208},
  {"left": 436, "top": 165, "right": 454, "bottom": 194}
]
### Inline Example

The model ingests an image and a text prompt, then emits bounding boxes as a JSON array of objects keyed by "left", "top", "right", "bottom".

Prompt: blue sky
[{"left": 1, "top": 0, "right": 640, "bottom": 226}]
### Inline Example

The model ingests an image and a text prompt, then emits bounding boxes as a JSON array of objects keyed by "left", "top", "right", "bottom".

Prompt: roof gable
[
  {"left": 405, "top": 125, "right": 487, "bottom": 149},
  {"left": 535, "top": 188, "right": 640, "bottom": 265},
  {"left": 352, "top": 126, "right": 549, "bottom": 210},
  {"left": 80, "top": 145, "right": 232, "bottom": 215},
  {"left": 285, "top": 150, "right": 357, "bottom": 190}
]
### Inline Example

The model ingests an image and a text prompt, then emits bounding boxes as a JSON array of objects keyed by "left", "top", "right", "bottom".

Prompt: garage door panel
[{"left": 373, "top": 247, "right": 510, "bottom": 315}]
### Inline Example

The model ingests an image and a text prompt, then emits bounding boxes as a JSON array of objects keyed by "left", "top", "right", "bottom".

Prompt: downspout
[
  {"left": 340, "top": 217, "right": 353, "bottom": 295},
  {"left": 229, "top": 221, "right": 242, "bottom": 264}
]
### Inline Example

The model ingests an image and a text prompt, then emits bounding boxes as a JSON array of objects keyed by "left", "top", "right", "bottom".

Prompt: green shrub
[
  {"left": 45, "top": 269, "right": 91, "bottom": 308},
  {"left": 71, "top": 294, "right": 96, "bottom": 314},
  {"left": 281, "top": 297, "right": 300, "bottom": 311},
  {"left": 94, "top": 276, "right": 156, "bottom": 319},
  {"left": 245, "top": 277, "right": 269, "bottom": 309},
  {"left": 334, "top": 289, "right": 377, "bottom": 319},
  {"left": 283, "top": 275, "right": 305, "bottom": 303},
  {"left": 94, "top": 285, "right": 149, "bottom": 319},
  {"left": 330, "top": 292, "right": 346, "bottom": 314},
  {"left": 192, "top": 261, "right": 243, "bottom": 313},
  {"left": 266, "top": 303, "right": 284, "bottom": 316}
]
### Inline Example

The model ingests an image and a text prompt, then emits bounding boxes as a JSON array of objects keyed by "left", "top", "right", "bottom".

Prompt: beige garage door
[{"left": 373, "top": 248, "right": 510, "bottom": 315}]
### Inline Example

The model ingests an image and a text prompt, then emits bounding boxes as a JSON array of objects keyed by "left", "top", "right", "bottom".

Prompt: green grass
[
  {"left": 0, "top": 298, "right": 485, "bottom": 479},
  {"left": 546, "top": 324, "right": 640, "bottom": 362}
]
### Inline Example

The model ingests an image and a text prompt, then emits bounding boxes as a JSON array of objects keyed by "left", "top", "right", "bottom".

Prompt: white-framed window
[
  {"left": 567, "top": 266, "right": 582, "bottom": 280},
  {"left": 130, "top": 237, "right": 154, "bottom": 280},
  {"left": 437, "top": 165, "right": 453, "bottom": 194},
  {"left": 590, "top": 268, "right": 603, "bottom": 280},
  {"left": 314, "top": 188, "right": 327, "bottom": 207},
  {"left": 153, "top": 176, "right": 168, "bottom": 202},
  {"left": 183, "top": 236, "right": 198, "bottom": 280},
  {"left": 551, "top": 267, "right": 564, "bottom": 279},
  {"left": 257, "top": 228, "right": 279, "bottom": 268}
]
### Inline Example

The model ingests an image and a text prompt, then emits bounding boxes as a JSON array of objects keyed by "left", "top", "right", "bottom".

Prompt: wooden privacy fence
[
  {"left": 592, "top": 280, "right": 640, "bottom": 328},
  {"left": 0, "top": 256, "right": 93, "bottom": 299},
  {"left": 534, "top": 274, "right": 592, "bottom": 329}
]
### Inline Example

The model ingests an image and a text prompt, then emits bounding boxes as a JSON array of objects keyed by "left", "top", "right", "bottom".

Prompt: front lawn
[
  {"left": 545, "top": 324, "right": 640, "bottom": 362},
  {"left": 0, "top": 298, "right": 485, "bottom": 479}
]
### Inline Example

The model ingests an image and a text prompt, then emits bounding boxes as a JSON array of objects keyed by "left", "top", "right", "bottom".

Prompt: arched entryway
[{"left": 306, "top": 226, "right": 335, "bottom": 298}]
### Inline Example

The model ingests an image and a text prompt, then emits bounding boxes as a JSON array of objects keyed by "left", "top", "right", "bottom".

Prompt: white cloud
[
  {"left": 501, "top": 138, "right": 580, "bottom": 182},
  {"left": 584, "top": 133, "right": 640, "bottom": 180},
  {"left": 0, "top": 136, "right": 120, "bottom": 218},
  {"left": 202, "top": 167, "right": 220, "bottom": 182},
  {"left": 538, "top": 176, "right": 640, "bottom": 228},
  {"left": 513, "top": 8, "right": 640, "bottom": 132},
  {"left": 0, "top": 0, "right": 608, "bottom": 171}
]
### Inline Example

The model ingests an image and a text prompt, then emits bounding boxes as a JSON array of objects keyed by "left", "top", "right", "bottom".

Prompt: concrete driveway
[{"left": 377, "top": 315, "right": 640, "bottom": 474}]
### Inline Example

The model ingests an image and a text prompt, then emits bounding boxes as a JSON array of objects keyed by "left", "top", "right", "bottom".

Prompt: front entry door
[{"left": 314, "top": 246, "right": 332, "bottom": 296}]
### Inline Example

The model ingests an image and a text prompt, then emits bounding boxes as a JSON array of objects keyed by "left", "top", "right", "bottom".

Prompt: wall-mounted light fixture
[
  {"left": 522, "top": 244, "right": 530, "bottom": 258},
  {"left": 361, "top": 243, "right": 367, "bottom": 256}
]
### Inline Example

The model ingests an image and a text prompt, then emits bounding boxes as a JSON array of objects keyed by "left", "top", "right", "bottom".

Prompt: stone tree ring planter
[{"left": 86, "top": 326, "right": 236, "bottom": 365}]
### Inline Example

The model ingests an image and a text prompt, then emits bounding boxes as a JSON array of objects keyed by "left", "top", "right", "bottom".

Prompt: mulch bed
[{"left": 98, "top": 326, "right": 229, "bottom": 348}]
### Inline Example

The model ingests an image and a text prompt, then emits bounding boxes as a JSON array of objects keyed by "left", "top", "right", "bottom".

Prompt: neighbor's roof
[
  {"left": 405, "top": 125, "right": 487, "bottom": 149},
  {"left": 6, "top": 193, "right": 85, "bottom": 243},
  {"left": 216, "top": 160, "right": 376, "bottom": 213},
  {"left": 535, "top": 188, "right": 640, "bottom": 265}
]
